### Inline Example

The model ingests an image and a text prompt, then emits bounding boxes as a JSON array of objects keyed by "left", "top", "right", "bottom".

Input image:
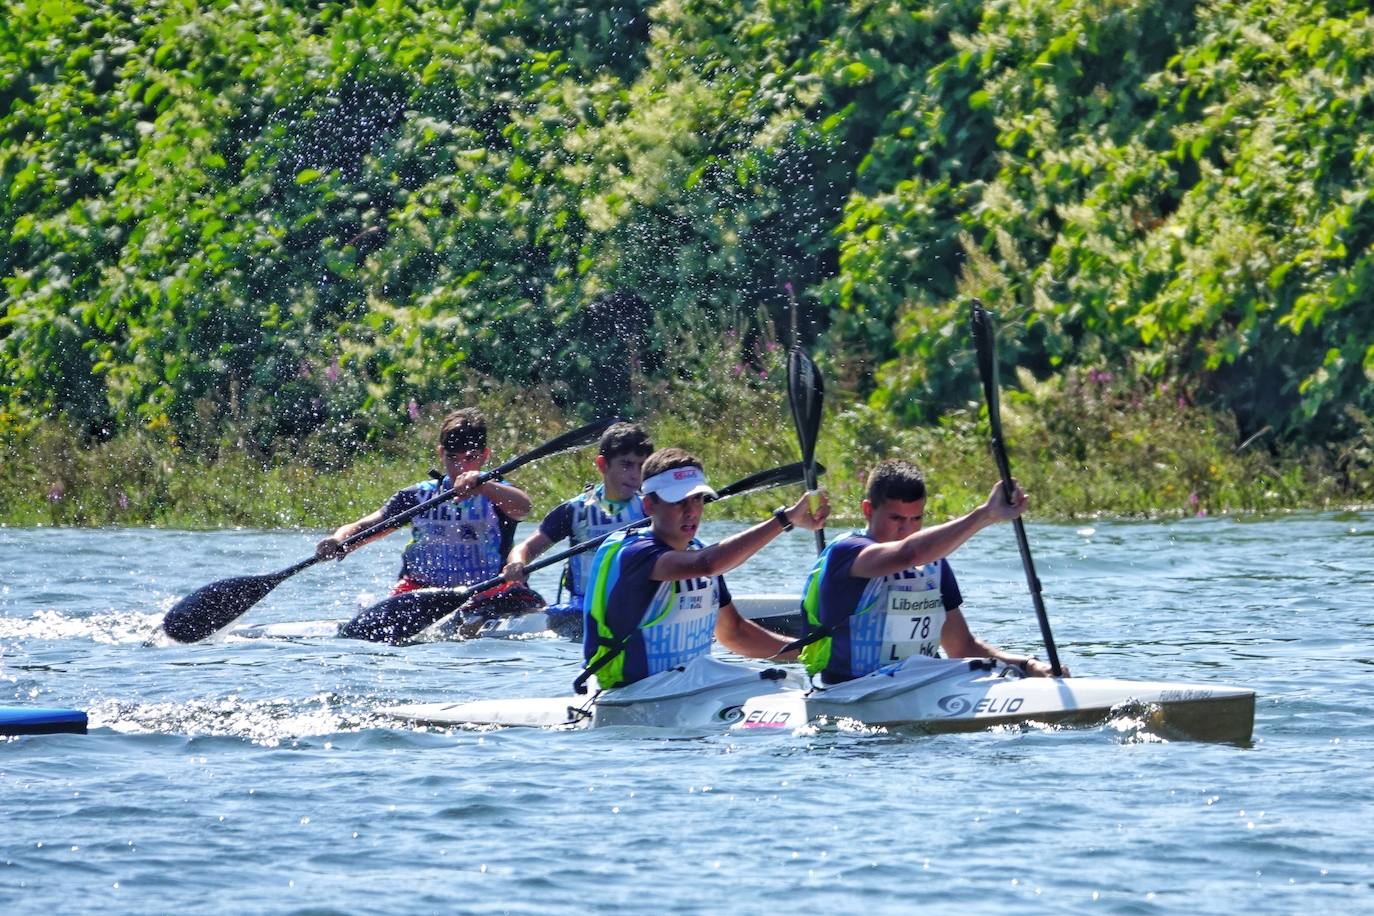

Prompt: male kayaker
[
  {"left": 501, "top": 422, "right": 652, "bottom": 634},
  {"left": 315, "top": 408, "right": 533, "bottom": 594},
  {"left": 581, "top": 447, "right": 829, "bottom": 690},
  {"left": 800, "top": 459, "right": 1068, "bottom": 684}
]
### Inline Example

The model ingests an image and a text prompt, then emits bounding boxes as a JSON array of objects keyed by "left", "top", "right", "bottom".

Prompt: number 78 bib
[{"left": 881, "top": 586, "right": 947, "bottom": 662}]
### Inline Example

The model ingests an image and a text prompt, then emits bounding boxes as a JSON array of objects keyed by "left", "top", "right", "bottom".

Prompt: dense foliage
[{"left": 3, "top": 0, "right": 1371, "bottom": 464}]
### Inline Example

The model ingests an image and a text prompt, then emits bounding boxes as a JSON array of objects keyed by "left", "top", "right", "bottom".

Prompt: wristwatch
[{"left": 773, "top": 507, "right": 794, "bottom": 532}]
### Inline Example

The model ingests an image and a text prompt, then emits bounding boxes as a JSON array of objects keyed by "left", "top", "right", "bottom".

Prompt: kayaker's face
[
  {"left": 864, "top": 497, "right": 926, "bottom": 542},
  {"left": 597, "top": 452, "right": 647, "bottom": 502},
  {"left": 648, "top": 493, "right": 705, "bottom": 547},
  {"left": 439, "top": 444, "right": 489, "bottom": 479}
]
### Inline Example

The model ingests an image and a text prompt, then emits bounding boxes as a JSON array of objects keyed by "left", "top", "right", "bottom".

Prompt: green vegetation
[
  {"left": 2, "top": 0, "right": 1372, "bottom": 525},
  {"left": 2, "top": 365, "right": 1363, "bottom": 529}
]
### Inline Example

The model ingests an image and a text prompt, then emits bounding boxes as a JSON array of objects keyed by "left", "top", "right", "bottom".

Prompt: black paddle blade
[
  {"left": 970, "top": 299, "right": 1003, "bottom": 434},
  {"left": 492, "top": 416, "right": 619, "bottom": 475},
  {"left": 162, "top": 570, "right": 295, "bottom": 643},
  {"left": 338, "top": 588, "right": 472, "bottom": 644},
  {"left": 787, "top": 347, "right": 824, "bottom": 468}
]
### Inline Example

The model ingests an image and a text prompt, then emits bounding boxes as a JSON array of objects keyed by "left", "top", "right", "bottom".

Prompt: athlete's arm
[
  {"left": 939, "top": 608, "right": 1065, "bottom": 677},
  {"left": 503, "top": 530, "right": 554, "bottom": 582},
  {"left": 480, "top": 479, "right": 533, "bottom": 520},
  {"left": 714, "top": 602, "right": 798, "bottom": 661},
  {"left": 315, "top": 508, "right": 391, "bottom": 559},
  {"left": 651, "top": 491, "right": 829, "bottom": 581},
  {"left": 850, "top": 482, "right": 1026, "bottom": 580}
]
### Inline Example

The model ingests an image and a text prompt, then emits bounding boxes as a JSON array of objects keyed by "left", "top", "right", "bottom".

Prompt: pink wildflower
[{"left": 407, "top": 398, "right": 420, "bottom": 421}]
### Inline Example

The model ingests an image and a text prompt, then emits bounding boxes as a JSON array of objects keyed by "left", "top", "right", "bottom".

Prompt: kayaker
[
  {"left": 799, "top": 459, "right": 1069, "bottom": 684},
  {"left": 581, "top": 447, "right": 829, "bottom": 690},
  {"left": 315, "top": 407, "right": 533, "bottom": 594},
  {"left": 501, "top": 421, "right": 653, "bottom": 633}
]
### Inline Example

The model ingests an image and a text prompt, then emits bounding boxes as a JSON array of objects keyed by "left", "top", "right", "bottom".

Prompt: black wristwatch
[{"left": 773, "top": 507, "right": 794, "bottom": 532}]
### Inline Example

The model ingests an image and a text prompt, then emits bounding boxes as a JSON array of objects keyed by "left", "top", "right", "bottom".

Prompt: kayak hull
[
  {"left": 0, "top": 706, "right": 87, "bottom": 736},
  {"left": 381, "top": 657, "right": 800, "bottom": 730},
  {"left": 383, "top": 656, "right": 1255, "bottom": 744},
  {"left": 737, "top": 657, "right": 1255, "bottom": 744}
]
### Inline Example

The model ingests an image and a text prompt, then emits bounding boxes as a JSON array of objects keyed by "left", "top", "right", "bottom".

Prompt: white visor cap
[{"left": 641, "top": 465, "right": 717, "bottom": 503}]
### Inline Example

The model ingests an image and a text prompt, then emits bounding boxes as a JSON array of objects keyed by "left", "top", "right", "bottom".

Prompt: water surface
[{"left": 2, "top": 514, "right": 1372, "bottom": 913}]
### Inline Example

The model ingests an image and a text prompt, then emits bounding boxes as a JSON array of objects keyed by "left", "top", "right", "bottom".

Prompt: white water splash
[{"left": 0, "top": 609, "right": 165, "bottom": 644}]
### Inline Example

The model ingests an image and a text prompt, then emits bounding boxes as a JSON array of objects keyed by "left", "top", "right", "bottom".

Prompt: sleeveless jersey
[
  {"left": 799, "top": 531, "right": 962, "bottom": 682},
  {"left": 382, "top": 477, "right": 515, "bottom": 588},
  {"left": 582, "top": 529, "right": 731, "bottom": 689}
]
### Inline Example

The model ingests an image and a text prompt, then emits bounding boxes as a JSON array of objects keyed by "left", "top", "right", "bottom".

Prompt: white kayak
[
  {"left": 735, "top": 655, "right": 1255, "bottom": 743},
  {"left": 229, "top": 594, "right": 801, "bottom": 642},
  {"left": 382, "top": 655, "right": 802, "bottom": 729},
  {"left": 379, "top": 653, "right": 1254, "bottom": 743}
]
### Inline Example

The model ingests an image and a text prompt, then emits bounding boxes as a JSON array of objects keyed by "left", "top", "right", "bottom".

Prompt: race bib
[{"left": 881, "top": 586, "right": 946, "bottom": 662}]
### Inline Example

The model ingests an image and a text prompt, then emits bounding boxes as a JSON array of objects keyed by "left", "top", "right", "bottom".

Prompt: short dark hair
[
  {"left": 641, "top": 447, "right": 702, "bottom": 484},
  {"left": 865, "top": 459, "right": 926, "bottom": 506},
  {"left": 439, "top": 408, "right": 487, "bottom": 452},
  {"left": 598, "top": 422, "right": 653, "bottom": 460}
]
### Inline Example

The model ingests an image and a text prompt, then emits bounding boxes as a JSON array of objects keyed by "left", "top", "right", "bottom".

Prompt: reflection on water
[{"left": 1, "top": 514, "right": 1373, "bottom": 913}]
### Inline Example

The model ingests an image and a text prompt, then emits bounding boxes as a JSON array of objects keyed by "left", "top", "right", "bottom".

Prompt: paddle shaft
[
  {"left": 161, "top": 417, "right": 616, "bottom": 642},
  {"left": 971, "top": 302, "right": 1063, "bottom": 676},
  {"left": 489, "top": 461, "right": 824, "bottom": 604},
  {"left": 989, "top": 433, "right": 1062, "bottom": 676}
]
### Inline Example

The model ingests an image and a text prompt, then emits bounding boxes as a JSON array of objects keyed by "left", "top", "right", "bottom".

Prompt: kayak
[
  {"left": 382, "top": 656, "right": 802, "bottom": 730},
  {"left": 229, "top": 594, "right": 802, "bottom": 642},
  {"left": 0, "top": 705, "right": 87, "bottom": 736},
  {"left": 380, "top": 654, "right": 1255, "bottom": 744},
  {"left": 735, "top": 655, "right": 1256, "bottom": 744}
]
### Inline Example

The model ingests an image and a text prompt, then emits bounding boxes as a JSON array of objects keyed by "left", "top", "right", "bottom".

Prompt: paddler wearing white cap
[{"left": 581, "top": 447, "right": 829, "bottom": 690}]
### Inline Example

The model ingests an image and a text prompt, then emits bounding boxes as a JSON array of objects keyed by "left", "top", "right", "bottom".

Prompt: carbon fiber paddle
[
  {"left": 160, "top": 417, "right": 618, "bottom": 643},
  {"left": 970, "top": 300, "right": 1063, "bottom": 676}
]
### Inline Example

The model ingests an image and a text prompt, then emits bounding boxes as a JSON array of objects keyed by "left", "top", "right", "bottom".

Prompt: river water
[{"left": 1, "top": 513, "right": 1371, "bottom": 914}]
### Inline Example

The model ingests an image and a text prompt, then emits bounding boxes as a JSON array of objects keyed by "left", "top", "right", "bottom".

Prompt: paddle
[
  {"left": 160, "top": 417, "right": 618, "bottom": 644},
  {"left": 969, "top": 300, "right": 1063, "bottom": 676},
  {"left": 787, "top": 345, "right": 826, "bottom": 554},
  {"left": 343, "top": 460, "right": 826, "bottom": 645}
]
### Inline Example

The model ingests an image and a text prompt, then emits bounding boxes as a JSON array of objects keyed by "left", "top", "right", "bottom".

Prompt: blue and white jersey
[
  {"left": 800, "top": 532, "right": 963, "bottom": 683},
  {"left": 583, "top": 530, "right": 733, "bottom": 689},
  {"left": 381, "top": 477, "right": 517, "bottom": 588},
  {"left": 538, "top": 484, "right": 646, "bottom": 604}
]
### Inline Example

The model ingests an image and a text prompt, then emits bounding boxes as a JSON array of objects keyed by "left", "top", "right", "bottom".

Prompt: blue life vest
[
  {"left": 801, "top": 532, "right": 950, "bottom": 681},
  {"left": 584, "top": 529, "right": 721, "bottom": 689},
  {"left": 399, "top": 478, "right": 508, "bottom": 587}
]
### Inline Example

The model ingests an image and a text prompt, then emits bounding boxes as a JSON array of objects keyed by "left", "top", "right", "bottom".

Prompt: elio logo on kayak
[
  {"left": 936, "top": 695, "right": 1025, "bottom": 717},
  {"left": 732, "top": 707, "right": 793, "bottom": 728}
]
